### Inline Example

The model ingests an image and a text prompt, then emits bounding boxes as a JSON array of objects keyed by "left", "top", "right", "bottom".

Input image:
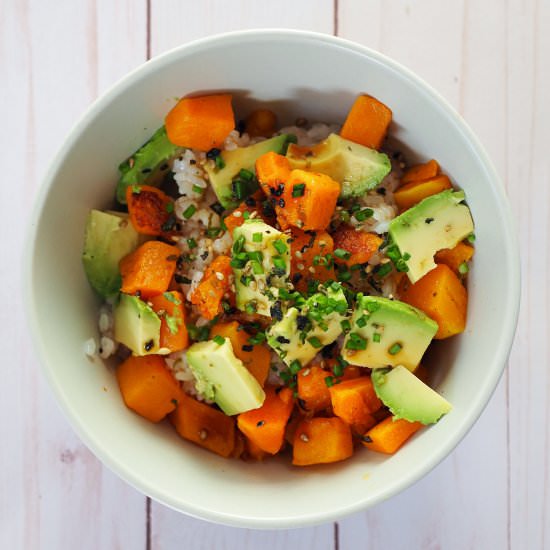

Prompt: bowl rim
[{"left": 24, "top": 28, "right": 521, "bottom": 529}]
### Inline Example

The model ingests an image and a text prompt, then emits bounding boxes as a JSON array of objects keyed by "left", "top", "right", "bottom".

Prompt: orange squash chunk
[
  {"left": 340, "top": 94, "right": 392, "bottom": 150},
  {"left": 400, "top": 264, "right": 467, "bottom": 339},
  {"left": 401, "top": 159, "right": 440, "bottom": 184},
  {"left": 170, "top": 393, "right": 236, "bottom": 458},
  {"left": 165, "top": 94, "right": 234, "bottom": 151},
  {"left": 190, "top": 255, "right": 233, "bottom": 320},
  {"left": 119, "top": 240, "right": 180, "bottom": 300},
  {"left": 292, "top": 417, "right": 353, "bottom": 466},
  {"left": 290, "top": 229, "right": 335, "bottom": 292},
  {"left": 329, "top": 377, "right": 382, "bottom": 430},
  {"left": 210, "top": 321, "right": 270, "bottom": 386},
  {"left": 435, "top": 241, "right": 474, "bottom": 274},
  {"left": 332, "top": 226, "right": 383, "bottom": 266},
  {"left": 297, "top": 365, "right": 333, "bottom": 413},
  {"left": 126, "top": 184, "right": 174, "bottom": 236},
  {"left": 394, "top": 175, "right": 452, "bottom": 211},
  {"left": 149, "top": 291, "right": 189, "bottom": 353},
  {"left": 281, "top": 169, "right": 340, "bottom": 231},
  {"left": 361, "top": 416, "right": 423, "bottom": 454},
  {"left": 237, "top": 386, "right": 294, "bottom": 455},
  {"left": 117, "top": 355, "right": 183, "bottom": 422}
]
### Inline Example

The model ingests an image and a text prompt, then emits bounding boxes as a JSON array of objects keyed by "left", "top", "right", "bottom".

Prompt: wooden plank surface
[{"left": 2, "top": 0, "right": 548, "bottom": 548}]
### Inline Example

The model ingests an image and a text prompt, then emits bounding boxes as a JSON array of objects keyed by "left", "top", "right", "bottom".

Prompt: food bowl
[{"left": 24, "top": 29, "right": 520, "bottom": 528}]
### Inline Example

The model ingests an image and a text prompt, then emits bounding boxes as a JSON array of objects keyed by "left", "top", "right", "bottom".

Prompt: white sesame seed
[
  {"left": 199, "top": 429, "right": 208, "bottom": 440},
  {"left": 308, "top": 267, "right": 316, "bottom": 274},
  {"left": 300, "top": 433, "right": 309, "bottom": 442},
  {"left": 215, "top": 272, "right": 224, "bottom": 281},
  {"left": 380, "top": 258, "right": 391, "bottom": 264},
  {"left": 301, "top": 368, "right": 311, "bottom": 377},
  {"left": 295, "top": 250, "right": 303, "bottom": 259},
  {"left": 297, "top": 263, "right": 305, "bottom": 270},
  {"left": 233, "top": 211, "right": 242, "bottom": 218}
]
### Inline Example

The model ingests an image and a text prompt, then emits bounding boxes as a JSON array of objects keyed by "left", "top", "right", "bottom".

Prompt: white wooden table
[{"left": 3, "top": 1, "right": 549, "bottom": 548}]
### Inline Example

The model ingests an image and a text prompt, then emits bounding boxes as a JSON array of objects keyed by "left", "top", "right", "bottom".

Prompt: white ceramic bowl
[{"left": 25, "top": 29, "right": 520, "bottom": 528}]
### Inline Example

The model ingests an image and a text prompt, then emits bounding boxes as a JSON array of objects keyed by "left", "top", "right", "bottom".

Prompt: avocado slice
[
  {"left": 116, "top": 126, "right": 181, "bottom": 204},
  {"left": 186, "top": 338, "right": 265, "bottom": 415},
  {"left": 267, "top": 285, "right": 349, "bottom": 367},
  {"left": 232, "top": 219, "right": 291, "bottom": 317},
  {"left": 389, "top": 189, "right": 474, "bottom": 283},
  {"left": 205, "top": 134, "right": 294, "bottom": 209},
  {"left": 113, "top": 294, "right": 162, "bottom": 356},
  {"left": 82, "top": 210, "right": 140, "bottom": 298},
  {"left": 342, "top": 295, "right": 438, "bottom": 371},
  {"left": 286, "top": 133, "right": 391, "bottom": 198},
  {"left": 372, "top": 365, "right": 452, "bottom": 424}
]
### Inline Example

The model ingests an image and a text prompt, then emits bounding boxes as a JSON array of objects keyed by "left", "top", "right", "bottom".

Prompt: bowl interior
[{"left": 27, "top": 30, "right": 518, "bottom": 528}]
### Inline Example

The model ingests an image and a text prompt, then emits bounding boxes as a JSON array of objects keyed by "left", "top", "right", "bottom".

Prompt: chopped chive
[
  {"left": 356, "top": 315, "right": 368, "bottom": 328},
  {"left": 243, "top": 211, "right": 250, "bottom": 220},
  {"left": 192, "top": 184, "right": 205, "bottom": 194},
  {"left": 252, "top": 232, "right": 263, "bottom": 243},
  {"left": 251, "top": 261, "right": 264, "bottom": 275},
  {"left": 355, "top": 208, "right": 374, "bottom": 222},
  {"left": 340, "top": 319, "right": 351, "bottom": 332},
  {"left": 458, "top": 262, "right": 469, "bottom": 275},
  {"left": 230, "top": 258, "right": 247, "bottom": 269},
  {"left": 206, "top": 227, "right": 222, "bottom": 238},
  {"left": 273, "top": 239, "right": 288, "bottom": 254},
  {"left": 232, "top": 235, "right": 245, "bottom": 254},
  {"left": 346, "top": 332, "right": 368, "bottom": 351},
  {"left": 182, "top": 204, "right": 196, "bottom": 219},
  {"left": 324, "top": 376, "right": 335, "bottom": 388},
  {"left": 165, "top": 202, "right": 174, "bottom": 213},
  {"left": 248, "top": 250, "right": 263, "bottom": 262},
  {"left": 388, "top": 342, "right": 402, "bottom": 355},
  {"left": 307, "top": 336, "right": 322, "bottom": 349},
  {"left": 375, "top": 263, "right": 392, "bottom": 278},
  {"left": 131, "top": 184, "right": 141, "bottom": 194},
  {"left": 248, "top": 332, "right": 266, "bottom": 345},
  {"left": 244, "top": 301, "right": 257, "bottom": 314},
  {"left": 240, "top": 275, "right": 253, "bottom": 287},
  {"left": 187, "top": 238, "right": 197, "bottom": 249},
  {"left": 289, "top": 360, "right": 302, "bottom": 375},
  {"left": 340, "top": 211, "right": 351, "bottom": 223},
  {"left": 215, "top": 155, "right": 225, "bottom": 170},
  {"left": 334, "top": 248, "right": 352, "bottom": 261},
  {"left": 373, "top": 332, "right": 381, "bottom": 343},
  {"left": 213, "top": 335, "right": 225, "bottom": 346},
  {"left": 292, "top": 183, "right": 306, "bottom": 198},
  {"left": 467, "top": 233, "right": 476, "bottom": 243},
  {"left": 332, "top": 362, "right": 344, "bottom": 377},
  {"left": 239, "top": 168, "right": 254, "bottom": 181},
  {"left": 272, "top": 256, "right": 286, "bottom": 271},
  {"left": 232, "top": 179, "right": 246, "bottom": 200},
  {"left": 337, "top": 268, "right": 352, "bottom": 282},
  {"left": 365, "top": 301, "right": 381, "bottom": 313}
]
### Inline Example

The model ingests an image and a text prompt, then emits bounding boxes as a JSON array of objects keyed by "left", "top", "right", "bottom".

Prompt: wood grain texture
[
  {"left": 507, "top": 1, "right": 550, "bottom": 548},
  {"left": 3, "top": 0, "right": 549, "bottom": 548},
  {"left": 0, "top": 1, "right": 148, "bottom": 548}
]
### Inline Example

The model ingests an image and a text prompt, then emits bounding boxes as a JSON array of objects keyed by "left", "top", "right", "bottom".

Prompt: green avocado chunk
[
  {"left": 286, "top": 133, "right": 391, "bottom": 198},
  {"left": 232, "top": 219, "right": 291, "bottom": 317},
  {"left": 204, "top": 134, "right": 295, "bottom": 209},
  {"left": 82, "top": 210, "right": 139, "bottom": 298},
  {"left": 113, "top": 294, "right": 162, "bottom": 356},
  {"left": 372, "top": 365, "right": 452, "bottom": 424},
  {"left": 186, "top": 338, "right": 265, "bottom": 415},
  {"left": 342, "top": 295, "right": 438, "bottom": 371},
  {"left": 388, "top": 189, "right": 474, "bottom": 283},
  {"left": 116, "top": 126, "right": 181, "bottom": 204},
  {"left": 267, "top": 284, "right": 349, "bottom": 368}
]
